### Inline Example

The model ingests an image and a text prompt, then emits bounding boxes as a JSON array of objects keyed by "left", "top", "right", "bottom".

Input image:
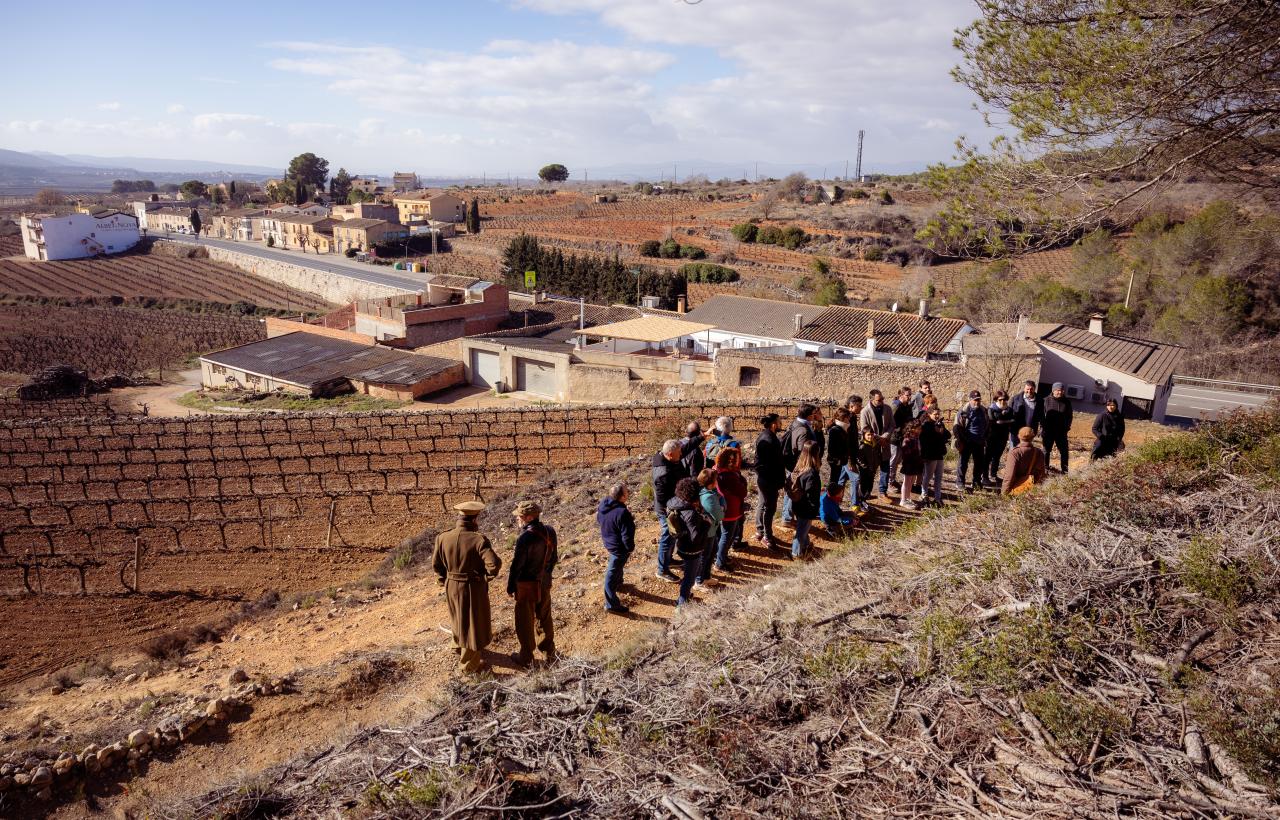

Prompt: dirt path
[{"left": 107, "top": 367, "right": 202, "bottom": 416}]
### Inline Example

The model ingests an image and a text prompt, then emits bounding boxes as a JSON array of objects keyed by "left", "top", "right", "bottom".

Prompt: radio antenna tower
[{"left": 855, "top": 130, "right": 865, "bottom": 181}]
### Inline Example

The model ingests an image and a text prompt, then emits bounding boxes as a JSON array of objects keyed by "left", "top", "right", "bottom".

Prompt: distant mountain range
[{"left": 0, "top": 149, "right": 278, "bottom": 194}]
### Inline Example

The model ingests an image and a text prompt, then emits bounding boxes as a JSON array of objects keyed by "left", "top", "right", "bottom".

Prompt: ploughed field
[
  {"left": 0, "top": 254, "right": 332, "bottom": 313},
  {"left": 455, "top": 191, "right": 912, "bottom": 298},
  {"left": 0, "top": 304, "right": 264, "bottom": 377}
]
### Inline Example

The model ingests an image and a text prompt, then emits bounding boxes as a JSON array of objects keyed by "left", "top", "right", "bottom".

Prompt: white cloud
[
  {"left": 96, "top": 101, "right": 122, "bottom": 111},
  {"left": 167, "top": 103, "right": 187, "bottom": 114}
]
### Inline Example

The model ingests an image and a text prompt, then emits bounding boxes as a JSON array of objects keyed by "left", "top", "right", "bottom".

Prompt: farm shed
[{"left": 200, "top": 331, "right": 462, "bottom": 400}]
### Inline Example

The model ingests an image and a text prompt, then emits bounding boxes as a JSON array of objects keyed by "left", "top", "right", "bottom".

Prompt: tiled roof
[
  {"left": 202, "top": 332, "right": 454, "bottom": 387},
  {"left": 335, "top": 218, "right": 399, "bottom": 230},
  {"left": 683, "top": 295, "right": 826, "bottom": 340},
  {"left": 795, "top": 306, "right": 968, "bottom": 359},
  {"left": 575, "top": 316, "right": 716, "bottom": 343},
  {"left": 1040, "top": 326, "right": 1185, "bottom": 385}
]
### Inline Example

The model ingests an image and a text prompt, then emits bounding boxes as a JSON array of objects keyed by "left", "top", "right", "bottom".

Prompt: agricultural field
[
  {"left": 454, "top": 187, "right": 932, "bottom": 301},
  {"left": 0, "top": 252, "right": 332, "bottom": 313},
  {"left": 0, "top": 304, "right": 264, "bottom": 377}
]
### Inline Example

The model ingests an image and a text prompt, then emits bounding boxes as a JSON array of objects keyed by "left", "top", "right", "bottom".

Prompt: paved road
[
  {"left": 1166, "top": 384, "right": 1276, "bottom": 422},
  {"left": 155, "top": 234, "right": 429, "bottom": 293}
]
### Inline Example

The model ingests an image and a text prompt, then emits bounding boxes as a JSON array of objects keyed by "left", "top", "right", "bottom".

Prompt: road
[
  {"left": 155, "top": 234, "right": 429, "bottom": 293},
  {"left": 1166, "top": 383, "right": 1276, "bottom": 422}
]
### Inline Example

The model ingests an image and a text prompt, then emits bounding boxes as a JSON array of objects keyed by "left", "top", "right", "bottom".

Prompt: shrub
[
  {"left": 679, "top": 244, "right": 707, "bottom": 260},
  {"left": 756, "top": 225, "right": 784, "bottom": 245},
  {"left": 731, "top": 223, "right": 758, "bottom": 242},
  {"left": 779, "top": 226, "right": 808, "bottom": 250},
  {"left": 659, "top": 238, "right": 681, "bottom": 259},
  {"left": 344, "top": 247, "right": 358, "bottom": 258},
  {"left": 638, "top": 239, "right": 661, "bottom": 257},
  {"left": 849, "top": 188, "right": 870, "bottom": 199},
  {"left": 680, "top": 262, "right": 739, "bottom": 283},
  {"left": 879, "top": 190, "right": 895, "bottom": 205},
  {"left": 1179, "top": 536, "right": 1248, "bottom": 614},
  {"left": 810, "top": 256, "right": 831, "bottom": 277},
  {"left": 863, "top": 246, "right": 884, "bottom": 261}
]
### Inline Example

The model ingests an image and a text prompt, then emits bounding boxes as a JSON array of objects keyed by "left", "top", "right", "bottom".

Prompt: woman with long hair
[{"left": 789, "top": 440, "right": 822, "bottom": 558}]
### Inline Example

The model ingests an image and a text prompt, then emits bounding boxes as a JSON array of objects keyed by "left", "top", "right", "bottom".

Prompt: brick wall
[
  {"left": 0, "top": 398, "right": 837, "bottom": 593},
  {"left": 265, "top": 317, "right": 376, "bottom": 345},
  {"left": 0, "top": 396, "right": 115, "bottom": 420}
]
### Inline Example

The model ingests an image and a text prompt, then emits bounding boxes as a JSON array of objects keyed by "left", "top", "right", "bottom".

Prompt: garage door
[
  {"left": 515, "top": 358, "right": 556, "bottom": 398},
  {"left": 470, "top": 349, "right": 501, "bottom": 389}
]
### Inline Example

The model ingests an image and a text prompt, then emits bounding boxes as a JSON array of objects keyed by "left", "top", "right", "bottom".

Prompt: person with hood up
[
  {"left": 712, "top": 448, "right": 748, "bottom": 571},
  {"left": 695, "top": 468, "right": 724, "bottom": 588},
  {"left": 753, "top": 414, "right": 785, "bottom": 547},
  {"left": 596, "top": 483, "right": 636, "bottom": 614},
  {"left": 666, "top": 477, "right": 712, "bottom": 607},
  {"left": 1091, "top": 398, "right": 1126, "bottom": 460}
]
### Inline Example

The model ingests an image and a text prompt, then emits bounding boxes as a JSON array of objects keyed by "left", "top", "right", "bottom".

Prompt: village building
[
  {"left": 19, "top": 211, "right": 140, "bottom": 261},
  {"left": 210, "top": 207, "right": 268, "bottom": 241},
  {"left": 791, "top": 303, "right": 971, "bottom": 362},
  {"left": 331, "top": 219, "right": 409, "bottom": 254},
  {"left": 393, "top": 191, "right": 466, "bottom": 224},
  {"left": 392, "top": 172, "right": 420, "bottom": 192},
  {"left": 350, "top": 176, "right": 381, "bottom": 194},
  {"left": 199, "top": 331, "right": 462, "bottom": 400},
  {"left": 680, "top": 295, "right": 827, "bottom": 353},
  {"left": 143, "top": 206, "right": 209, "bottom": 235},
  {"left": 262, "top": 214, "right": 338, "bottom": 252},
  {"left": 354, "top": 275, "right": 509, "bottom": 346},
  {"left": 329, "top": 202, "right": 399, "bottom": 222}
]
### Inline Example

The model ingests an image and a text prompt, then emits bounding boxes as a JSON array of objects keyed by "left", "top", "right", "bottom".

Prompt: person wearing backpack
[
  {"left": 780, "top": 404, "right": 823, "bottom": 526},
  {"left": 788, "top": 440, "right": 822, "bottom": 558},
  {"left": 695, "top": 468, "right": 724, "bottom": 588},
  {"left": 703, "top": 416, "right": 740, "bottom": 465},
  {"left": 666, "top": 477, "right": 712, "bottom": 607},
  {"left": 754, "top": 414, "right": 785, "bottom": 548},
  {"left": 507, "top": 501, "right": 558, "bottom": 668},
  {"left": 712, "top": 448, "right": 748, "bottom": 571},
  {"left": 953, "top": 390, "right": 989, "bottom": 494}
]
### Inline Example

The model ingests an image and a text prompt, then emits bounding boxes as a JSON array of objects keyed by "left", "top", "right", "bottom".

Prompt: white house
[
  {"left": 1036, "top": 314, "right": 1185, "bottom": 422},
  {"left": 680, "top": 295, "right": 828, "bottom": 355},
  {"left": 20, "top": 212, "right": 140, "bottom": 261}
]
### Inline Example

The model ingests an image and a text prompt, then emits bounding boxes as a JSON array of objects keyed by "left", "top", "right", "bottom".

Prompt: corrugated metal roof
[
  {"left": 575, "top": 316, "right": 716, "bottom": 342},
  {"left": 1040, "top": 325, "right": 1185, "bottom": 385},
  {"left": 795, "top": 306, "right": 968, "bottom": 359},
  {"left": 202, "top": 332, "right": 455, "bottom": 387},
  {"left": 503, "top": 296, "right": 641, "bottom": 329},
  {"left": 683, "top": 295, "right": 826, "bottom": 340}
]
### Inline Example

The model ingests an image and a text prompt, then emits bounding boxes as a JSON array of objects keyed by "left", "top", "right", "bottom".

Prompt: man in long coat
[{"left": 433, "top": 500, "right": 502, "bottom": 675}]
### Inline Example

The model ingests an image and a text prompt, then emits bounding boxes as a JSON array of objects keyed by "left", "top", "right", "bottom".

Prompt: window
[
  {"left": 212, "top": 364, "right": 226, "bottom": 375},
  {"left": 246, "top": 374, "right": 261, "bottom": 386},
  {"left": 738, "top": 366, "right": 761, "bottom": 387}
]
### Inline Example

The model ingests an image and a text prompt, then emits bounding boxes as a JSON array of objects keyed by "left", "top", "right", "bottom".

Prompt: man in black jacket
[
  {"left": 679, "top": 421, "right": 706, "bottom": 478},
  {"left": 781, "top": 404, "right": 824, "bottom": 525},
  {"left": 1091, "top": 398, "right": 1125, "bottom": 460},
  {"left": 887, "top": 386, "right": 915, "bottom": 489},
  {"left": 1042, "top": 383, "right": 1074, "bottom": 472},
  {"left": 825, "top": 407, "right": 853, "bottom": 492},
  {"left": 507, "top": 501, "right": 558, "bottom": 668},
  {"left": 753, "top": 414, "right": 784, "bottom": 546},
  {"left": 652, "top": 439, "right": 688, "bottom": 582},
  {"left": 1008, "top": 380, "right": 1044, "bottom": 447}
]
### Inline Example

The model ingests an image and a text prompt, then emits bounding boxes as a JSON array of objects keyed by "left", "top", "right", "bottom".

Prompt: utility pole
[
  {"left": 855, "top": 130, "right": 865, "bottom": 181},
  {"left": 673, "top": 162, "right": 677, "bottom": 184},
  {"left": 754, "top": 161, "right": 758, "bottom": 182},
  {"left": 845, "top": 159, "right": 849, "bottom": 180}
]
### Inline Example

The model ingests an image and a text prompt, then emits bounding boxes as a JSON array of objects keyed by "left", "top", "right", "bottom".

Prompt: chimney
[
  {"left": 1015, "top": 314, "right": 1029, "bottom": 341},
  {"left": 865, "top": 318, "right": 877, "bottom": 358},
  {"left": 918, "top": 298, "right": 928, "bottom": 318},
  {"left": 1088, "top": 313, "right": 1105, "bottom": 336},
  {"left": 677, "top": 295, "right": 687, "bottom": 314},
  {"left": 794, "top": 313, "right": 804, "bottom": 334}
]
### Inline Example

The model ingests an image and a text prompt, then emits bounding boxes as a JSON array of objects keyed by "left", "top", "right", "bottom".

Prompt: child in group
[
  {"left": 898, "top": 421, "right": 924, "bottom": 511},
  {"left": 819, "top": 482, "right": 858, "bottom": 535},
  {"left": 856, "top": 428, "right": 881, "bottom": 506}
]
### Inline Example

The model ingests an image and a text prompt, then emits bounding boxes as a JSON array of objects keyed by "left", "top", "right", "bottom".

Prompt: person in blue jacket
[
  {"left": 596, "top": 483, "right": 635, "bottom": 614},
  {"left": 819, "top": 482, "right": 857, "bottom": 535}
]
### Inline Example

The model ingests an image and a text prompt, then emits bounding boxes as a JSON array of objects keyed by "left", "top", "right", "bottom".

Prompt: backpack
[
  {"left": 666, "top": 509, "right": 685, "bottom": 538},
  {"left": 705, "top": 434, "right": 729, "bottom": 465},
  {"left": 785, "top": 472, "right": 808, "bottom": 505}
]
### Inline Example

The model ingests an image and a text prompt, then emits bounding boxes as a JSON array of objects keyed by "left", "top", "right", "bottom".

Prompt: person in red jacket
[{"left": 713, "top": 448, "right": 748, "bottom": 572}]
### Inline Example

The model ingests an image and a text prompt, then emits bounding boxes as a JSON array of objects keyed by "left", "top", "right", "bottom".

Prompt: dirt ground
[{"left": 0, "top": 422, "right": 1167, "bottom": 817}]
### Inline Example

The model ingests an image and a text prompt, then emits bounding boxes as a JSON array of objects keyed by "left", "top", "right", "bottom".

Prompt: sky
[{"left": 1, "top": 0, "right": 998, "bottom": 178}]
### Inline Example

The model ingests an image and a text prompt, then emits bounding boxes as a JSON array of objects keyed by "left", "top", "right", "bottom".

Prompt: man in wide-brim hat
[{"left": 432, "top": 500, "right": 502, "bottom": 675}]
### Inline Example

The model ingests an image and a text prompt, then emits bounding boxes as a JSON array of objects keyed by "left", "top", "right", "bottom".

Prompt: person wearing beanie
[{"left": 1042, "top": 383, "right": 1075, "bottom": 473}]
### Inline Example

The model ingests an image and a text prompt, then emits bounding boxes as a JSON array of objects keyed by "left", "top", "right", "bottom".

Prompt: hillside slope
[{"left": 184, "top": 407, "right": 1280, "bottom": 818}]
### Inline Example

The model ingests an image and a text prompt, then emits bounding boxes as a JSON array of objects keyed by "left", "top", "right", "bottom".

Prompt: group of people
[{"left": 431, "top": 382, "right": 1130, "bottom": 676}]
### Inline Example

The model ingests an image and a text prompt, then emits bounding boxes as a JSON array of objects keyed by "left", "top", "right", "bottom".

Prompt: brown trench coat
[{"left": 432, "top": 524, "right": 502, "bottom": 650}]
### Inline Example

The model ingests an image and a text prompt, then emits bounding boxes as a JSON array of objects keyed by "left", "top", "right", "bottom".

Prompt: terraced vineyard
[
  {"left": 0, "top": 253, "right": 332, "bottom": 312},
  {"left": 0, "top": 304, "right": 264, "bottom": 377}
]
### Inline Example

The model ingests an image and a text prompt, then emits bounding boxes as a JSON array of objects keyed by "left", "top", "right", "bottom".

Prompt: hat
[
  {"left": 969, "top": 390, "right": 982, "bottom": 399},
  {"left": 1052, "top": 382, "right": 1064, "bottom": 391},
  {"left": 454, "top": 500, "right": 485, "bottom": 515},
  {"left": 513, "top": 500, "right": 542, "bottom": 517}
]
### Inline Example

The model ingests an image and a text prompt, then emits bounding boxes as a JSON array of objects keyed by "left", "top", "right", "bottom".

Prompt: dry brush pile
[{"left": 174, "top": 409, "right": 1280, "bottom": 818}]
